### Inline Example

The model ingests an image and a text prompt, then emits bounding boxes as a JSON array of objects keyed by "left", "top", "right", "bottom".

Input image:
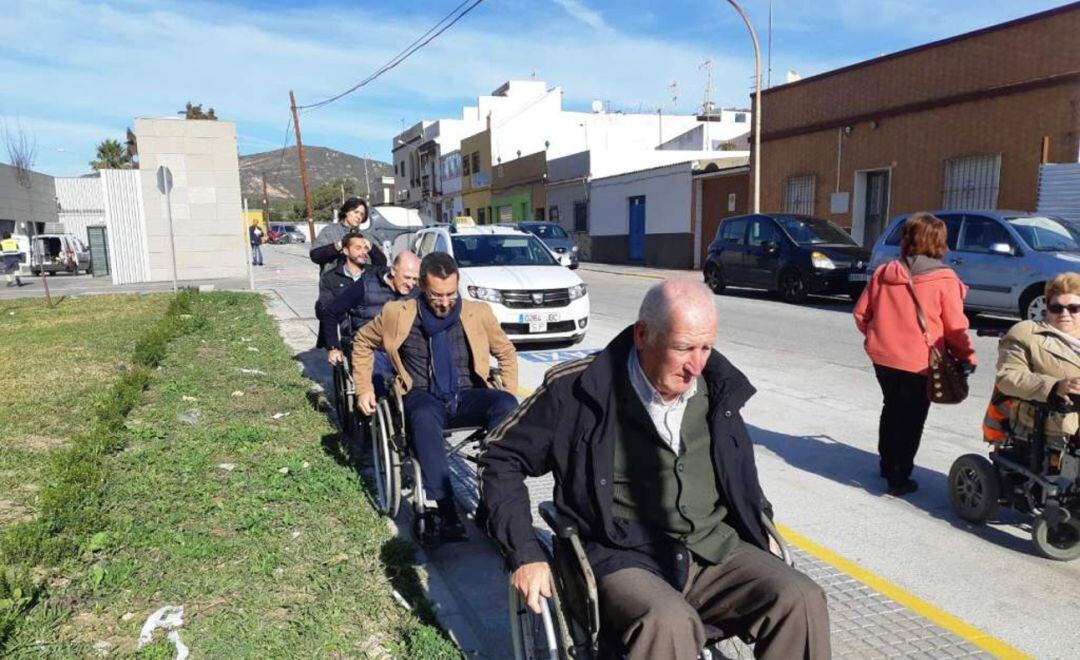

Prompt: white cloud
[{"left": 552, "top": 0, "right": 609, "bottom": 30}]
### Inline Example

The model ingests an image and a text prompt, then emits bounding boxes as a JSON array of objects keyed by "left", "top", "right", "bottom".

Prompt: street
[{"left": 253, "top": 243, "right": 1075, "bottom": 658}]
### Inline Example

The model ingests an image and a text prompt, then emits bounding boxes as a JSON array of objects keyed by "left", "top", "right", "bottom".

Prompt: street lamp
[{"left": 726, "top": 0, "right": 762, "bottom": 213}]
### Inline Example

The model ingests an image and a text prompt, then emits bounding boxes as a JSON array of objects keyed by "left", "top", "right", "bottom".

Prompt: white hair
[{"left": 637, "top": 280, "right": 716, "bottom": 345}]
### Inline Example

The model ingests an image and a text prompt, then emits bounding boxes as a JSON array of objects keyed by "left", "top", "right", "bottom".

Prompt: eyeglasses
[
  {"left": 1048, "top": 303, "right": 1080, "bottom": 315},
  {"left": 426, "top": 292, "right": 458, "bottom": 302}
]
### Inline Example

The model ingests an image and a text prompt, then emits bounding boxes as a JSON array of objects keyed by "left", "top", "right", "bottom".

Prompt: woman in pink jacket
[{"left": 854, "top": 213, "right": 977, "bottom": 496}]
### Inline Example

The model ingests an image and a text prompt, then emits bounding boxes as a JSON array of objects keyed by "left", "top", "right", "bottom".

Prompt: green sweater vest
[{"left": 611, "top": 375, "right": 739, "bottom": 564}]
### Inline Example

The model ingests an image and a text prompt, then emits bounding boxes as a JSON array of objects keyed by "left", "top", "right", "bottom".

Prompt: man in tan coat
[{"left": 353, "top": 251, "right": 519, "bottom": 546}]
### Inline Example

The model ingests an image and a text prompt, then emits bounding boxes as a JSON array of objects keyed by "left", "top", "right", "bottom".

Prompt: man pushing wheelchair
[{"left": 480, "top": 280, "right": 830, "bottom": 660}]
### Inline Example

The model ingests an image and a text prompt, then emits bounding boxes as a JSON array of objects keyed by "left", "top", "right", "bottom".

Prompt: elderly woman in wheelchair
[
  {"left": 480, "top": 281, "right": 830, "bottom": 660},
  {"left": 949, "top": 273, "right": 1080, "bottom": 561}
]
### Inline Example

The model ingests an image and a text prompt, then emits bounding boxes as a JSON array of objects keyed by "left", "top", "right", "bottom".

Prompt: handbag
[{"left": 903, "top": 265, "right": 969, "bottom": 404}]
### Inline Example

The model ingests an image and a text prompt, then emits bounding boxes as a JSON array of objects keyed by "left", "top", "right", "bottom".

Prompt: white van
[{"left": 31, "top": 233, "right": 91, "bottom": 275}]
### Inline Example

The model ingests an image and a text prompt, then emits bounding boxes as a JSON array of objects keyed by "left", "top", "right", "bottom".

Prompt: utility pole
[
  {"left": 260, "top": 172, "right": 269, "bottom": 227},
  {"left": 700, "top": 59, "right": 713, "bottom": 149},
  {"left": 289, "top": 90, "right": 316, "bottom": 242},
  {"left": 362, "top": 156, "right": 370, "bottom": 198},
  {"left": 726, "top": 0, "right": 763, "bottom": 213}
]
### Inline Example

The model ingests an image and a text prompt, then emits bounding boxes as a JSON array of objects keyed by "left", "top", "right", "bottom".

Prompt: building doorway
[
  {"left": 852, "top": 168, "right": 891, "bottom": 246},
  {"left": 628, "top": 195, "right": 646, "bottom": 262}
]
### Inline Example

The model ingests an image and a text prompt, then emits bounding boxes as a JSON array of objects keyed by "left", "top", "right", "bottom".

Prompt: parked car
[
  {"left": 269, "top": 223, "right": 306, "bottom": 244},
  {"left": 703, "top": 213, "right": 870, "bottom": 303},
  {"left": 30, "top": 233, "right": 90, "bottom": 275},
  {"left": 869, "top": 210, "right": 1080, "bottom": 320},
  {"left": 413, "top": 222, "right": 589, "bottom": 344},
  {"left": 512, "top": 221, "right": 579, "bottom": 269}
]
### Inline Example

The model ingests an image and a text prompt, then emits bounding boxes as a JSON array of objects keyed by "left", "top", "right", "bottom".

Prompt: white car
[
  {"left": 30, "top": 233, "right": 91, "bottom": 275},
  {"left": 413, "top": 224, "right": 589, "bottom": 344}
]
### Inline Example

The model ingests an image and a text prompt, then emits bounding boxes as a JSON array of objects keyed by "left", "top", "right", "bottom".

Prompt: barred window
[
  {"left": 942, "top": 154, "right": 1000, "bottom": 210},
  {"left": 573, "top": 201, "right": 588, "bottom": 232},
  {"left": 784, "top": 175, "right": 815, "bottom": 215}
]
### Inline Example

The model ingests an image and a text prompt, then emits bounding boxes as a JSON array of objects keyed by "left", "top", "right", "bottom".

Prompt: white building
[{"left": 587, "top": 155, "right": 749, "bottom": 268}]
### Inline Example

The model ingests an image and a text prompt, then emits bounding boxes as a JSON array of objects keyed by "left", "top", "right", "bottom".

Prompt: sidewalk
[{"left": 257, "top": 245, "right": 1005, "bottom": 659}]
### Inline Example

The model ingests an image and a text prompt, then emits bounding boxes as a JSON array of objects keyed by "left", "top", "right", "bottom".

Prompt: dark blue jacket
[
  {"left": 479, "top": 326, "right": 773, "bottom": 590},
  {"left": 319, "top": 267, "right": 416, "bottom": 349}
]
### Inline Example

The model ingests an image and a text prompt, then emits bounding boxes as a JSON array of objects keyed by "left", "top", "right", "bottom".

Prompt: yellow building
[{"left": 461, "top": 129, "right": 493, "bottom": 224}]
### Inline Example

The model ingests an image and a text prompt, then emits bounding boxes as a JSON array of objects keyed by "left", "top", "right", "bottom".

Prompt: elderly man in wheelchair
[
  {"left": 354, "top": 251, "right": 519, "bottom": 547},
  {"left": 480, "top": 280, "right": 830, "bottom": 660}
]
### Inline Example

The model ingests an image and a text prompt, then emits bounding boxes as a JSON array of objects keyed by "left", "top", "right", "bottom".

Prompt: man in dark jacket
[
  {"left": 322, "top": 250, "right": 421, "bottom": 394},
  {"left": 480, "top": 280, "right": 829, "bottom": 660}
]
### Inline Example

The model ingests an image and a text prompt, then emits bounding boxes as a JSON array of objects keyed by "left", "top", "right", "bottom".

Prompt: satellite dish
[{"left": 591, "top": 100, "right": 603, "bottom": 113}]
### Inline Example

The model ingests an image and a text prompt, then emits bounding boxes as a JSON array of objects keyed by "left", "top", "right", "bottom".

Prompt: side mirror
[
  {"left": 989, "top": 242, "right": 1014, "bottom": 255},
  {"left": 762, "top": 240, "right": 779, "bottom": 253}
]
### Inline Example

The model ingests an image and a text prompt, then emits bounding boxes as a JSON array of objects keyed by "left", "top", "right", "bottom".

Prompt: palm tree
[{"left": 89, "top": 139, "right": 132, "bottom": 170}]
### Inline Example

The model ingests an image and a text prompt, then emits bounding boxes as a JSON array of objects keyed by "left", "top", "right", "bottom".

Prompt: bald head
[
  {"left": 389, "top": 250, "right": 420, "bottom": 294},
  {"left": 633, "top": 280, "right": 717, "bottom": 401},
  {"left": 637, "top": 280, "right": 717, "bottom": 346}
]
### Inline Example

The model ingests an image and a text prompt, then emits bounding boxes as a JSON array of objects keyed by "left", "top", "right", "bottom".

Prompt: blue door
[{"left": 628, "top": 196, "right": 646, "bottom": 261}]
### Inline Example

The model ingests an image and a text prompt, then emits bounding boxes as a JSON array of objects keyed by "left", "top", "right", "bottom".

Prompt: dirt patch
[
  {"left": 12, "top": 434, "right": 70, "bottom": 452},
  {"left": 0, "top": 498, "right": 32, "bottom": 525}
]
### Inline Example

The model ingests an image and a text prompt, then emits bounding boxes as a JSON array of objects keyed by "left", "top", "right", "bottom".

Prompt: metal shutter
[
  {"left": 1037, "top": 163, "right": 1080, "bottom": 224},
  {"left": 942, "top": 154, "right": 1001, "bottom": 210}
]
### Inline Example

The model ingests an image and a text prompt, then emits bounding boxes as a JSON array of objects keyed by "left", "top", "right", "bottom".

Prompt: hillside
[{"left": 239, "top": 146, "right": 393, "bottom": 201}]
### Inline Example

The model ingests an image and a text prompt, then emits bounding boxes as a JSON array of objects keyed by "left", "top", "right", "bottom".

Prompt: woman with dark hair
[
  {"left": 309, "top": 197, "right": 387, "bottom": 274},
  {"left": 854, "top": 213, "right": 977, "bottom": 495}
]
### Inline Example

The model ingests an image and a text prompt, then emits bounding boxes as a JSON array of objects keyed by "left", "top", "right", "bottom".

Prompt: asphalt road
[{"left": 64, "top": 242, "right": 1067, "bottom": 658}]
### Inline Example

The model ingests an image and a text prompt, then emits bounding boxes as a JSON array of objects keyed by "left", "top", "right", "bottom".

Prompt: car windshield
[
  {"left": 451, "top": 234, "right": 558, "bottom": 267},
  {"left": 1006, "top": 215, "right": 1080, "bottom": 252},
  {"left": 528, "top": 224, "right": 568, "bottom": 239},
  {"left": 776, "top": 216, "right": 856, "bottom": 245}
]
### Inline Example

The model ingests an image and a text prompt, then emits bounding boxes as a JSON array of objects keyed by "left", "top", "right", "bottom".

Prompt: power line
[{"left": 297, "top": 0, "right": 486, "bottom": 112}]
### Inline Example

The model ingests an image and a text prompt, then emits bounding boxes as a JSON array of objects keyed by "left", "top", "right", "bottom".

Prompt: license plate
[
  {"left": 518, "top": 312, "right": 560, "bottom": 333},
  {"left": 848, "top": 273, "right": 869, "bottom": 282}
]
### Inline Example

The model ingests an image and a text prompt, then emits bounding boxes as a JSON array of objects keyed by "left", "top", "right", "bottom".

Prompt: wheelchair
[
  {"left": 509, "top": 502, "right": 794, "bottom": 660},
  {"left": 368, "top": 369, "right": 505, "bottom": 544},
  {"left": 330, "top": 344, "right": 361, "bottom": 441},
  {"left": 949, "top": 398, "right": 1080, "bottom": 561}
]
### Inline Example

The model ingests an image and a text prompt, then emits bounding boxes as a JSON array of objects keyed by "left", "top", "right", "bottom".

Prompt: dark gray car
[{"left": 514, "top": 221, "right": 579, "bottom": 269}]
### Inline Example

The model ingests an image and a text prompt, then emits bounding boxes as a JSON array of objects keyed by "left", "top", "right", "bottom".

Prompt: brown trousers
[{"left": 597, "top": 542, "right": 831, "bottom": 660}]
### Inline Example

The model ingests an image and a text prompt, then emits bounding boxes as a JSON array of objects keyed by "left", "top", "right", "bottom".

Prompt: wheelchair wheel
[
  {"left": 371, "top": 398, "right": 401, "bottom": 517},
  {"left": 1032, "top": 513, "right": 1080, "bottom": 561},
  {"left": 332, "top": 363, "right": 356, "bottom": 436},
  {"left": 948, "top": 454, "right": 999, "bottom": 523},
  {"left": 509, "top": 582, "right": 569, "bottom": 660}
]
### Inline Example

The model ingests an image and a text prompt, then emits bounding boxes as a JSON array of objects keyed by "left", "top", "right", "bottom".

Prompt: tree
[
  {"left": 310, "top": 178, "right": 358, "bottom": 222},
  {"left": 183, "top": 102, "right": 218, "bottom": 120},
  {"left": 89, "top": 138, "right": 132, "bottom": 170},
  {"left": 3, "top": 120, "right": 53, "bottom": 305}
]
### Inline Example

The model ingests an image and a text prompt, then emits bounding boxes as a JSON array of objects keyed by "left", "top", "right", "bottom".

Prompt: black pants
[{"left": 873, "top": 364, "right": 931, "bottom": 486}]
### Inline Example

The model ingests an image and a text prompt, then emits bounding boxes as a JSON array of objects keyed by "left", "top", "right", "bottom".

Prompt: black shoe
[
  {"left": 887, "top": 478, "right": 919, "bottom": 496},
  {"left": 419, "top": 510, "right": 468, "bottom": 548}
]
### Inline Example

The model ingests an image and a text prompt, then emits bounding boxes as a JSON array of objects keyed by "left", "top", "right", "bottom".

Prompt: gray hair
[{"left": 637, "top": 280, "right": 716, "bottom": 344}]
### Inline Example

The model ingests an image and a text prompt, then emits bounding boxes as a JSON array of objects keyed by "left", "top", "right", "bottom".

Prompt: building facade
[
  {"left": 759, "top": 3, "right": 1080, "bottom": 247},
  {"left": 0, "top": 163, "right": 58, "bottom": 237}
]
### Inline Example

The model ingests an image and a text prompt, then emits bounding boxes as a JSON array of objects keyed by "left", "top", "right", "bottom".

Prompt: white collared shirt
[
  {"left": 342, "top": 263, "right": 364, "bottom": 282},
  {"left": 627, "top": 349, "right": 698, "bottom": 455}
]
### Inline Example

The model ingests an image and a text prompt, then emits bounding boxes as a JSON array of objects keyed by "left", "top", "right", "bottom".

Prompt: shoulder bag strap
[{"left": 902, "top": 261, "right": 933, "bottom": 347}]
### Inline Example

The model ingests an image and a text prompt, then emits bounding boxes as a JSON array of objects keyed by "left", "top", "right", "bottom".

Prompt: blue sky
[{"left": 0, "top": 0, "right": 1069, "bottom": 177}]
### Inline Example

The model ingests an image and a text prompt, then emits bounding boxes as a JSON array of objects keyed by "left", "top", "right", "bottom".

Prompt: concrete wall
[
  {"left": 590, "top": 163, "right": 694, "bottom": 268},
  {"left": 56, "top": 176, "right": 105, "bottom": 243},
  {"left": 0, "top": 163, "right": 58, "bottom": 236},
  {"left": 135, "top": 118, "right": 246, "bottom": 282}
]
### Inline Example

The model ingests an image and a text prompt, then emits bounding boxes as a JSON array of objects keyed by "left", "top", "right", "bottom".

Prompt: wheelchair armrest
[
  {"left": 488, "top": 366, "right": 505, "bottom": 390},
  {"left": 539, "top": 502, "right": 580, "bottom": 539},
  {"left": 761, "top": 512, "right": 794, "bottom": 567}
]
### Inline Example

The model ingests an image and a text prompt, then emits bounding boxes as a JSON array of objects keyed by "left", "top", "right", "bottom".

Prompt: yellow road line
[{"left": 776, "top": 523, "right": 1031, "bottom": 659}]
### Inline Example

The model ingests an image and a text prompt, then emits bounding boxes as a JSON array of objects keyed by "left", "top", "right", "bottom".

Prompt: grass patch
[
  {"left": 2, "top": 292, "right": 459, "bottom": 657},
  {"left": 0, "top": 294, "right": 170, "bottom": 525}
]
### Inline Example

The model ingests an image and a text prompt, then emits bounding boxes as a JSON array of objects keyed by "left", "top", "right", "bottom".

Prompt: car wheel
[
  {"left": 778, "top": 269, "right": 808, "bottom": 304},
  {"left": 704, "top": 263, "right": 725, "bottom": 294},
  {"left": 1020, "top": 287, "right": 1046, "bottom": 321}
]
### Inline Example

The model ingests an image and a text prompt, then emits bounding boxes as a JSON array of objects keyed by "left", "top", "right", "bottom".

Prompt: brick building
[{"left": 759, "top": 3, "right": 1080, "bottom": 247}]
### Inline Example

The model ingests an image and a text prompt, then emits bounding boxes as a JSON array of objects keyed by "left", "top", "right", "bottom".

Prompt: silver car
[{"left": 868, "top": 210, "right": 1080, "bottom": 320}]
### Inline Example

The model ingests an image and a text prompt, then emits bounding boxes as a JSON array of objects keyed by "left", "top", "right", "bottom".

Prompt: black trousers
[{"left": 873, "top": 364, "right": 931, "bottom": 485}]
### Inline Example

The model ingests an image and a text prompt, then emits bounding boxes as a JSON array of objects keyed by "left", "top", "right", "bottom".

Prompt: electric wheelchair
[
  {"left": 948, "top": 328, "right": 1080, "bottom": 561},
  {"left": 508, "top": 502, "right": 795, "bottom": 660},
  {"left": 368, "top": 368, "right": 505, "bottom": 544}
]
